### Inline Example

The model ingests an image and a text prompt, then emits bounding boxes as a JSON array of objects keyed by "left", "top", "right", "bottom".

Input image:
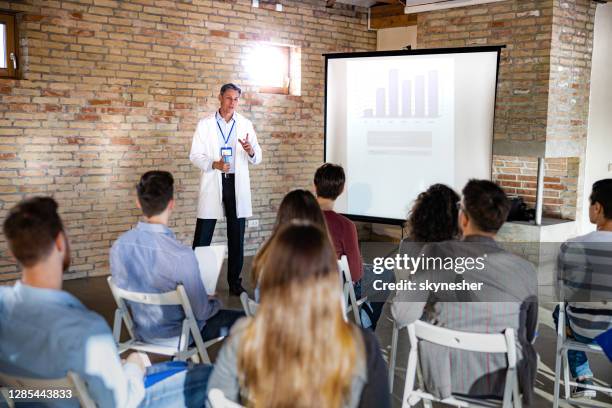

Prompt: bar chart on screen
[{"left": 344, "top": 57, "right": 455, "bottom": 218}]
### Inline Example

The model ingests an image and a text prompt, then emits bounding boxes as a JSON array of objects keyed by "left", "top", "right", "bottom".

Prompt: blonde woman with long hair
[{"left": 206, "top": 222, "right": 390, "bottom": 408}]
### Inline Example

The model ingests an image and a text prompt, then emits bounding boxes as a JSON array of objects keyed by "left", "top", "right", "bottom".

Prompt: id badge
[{"left": 221, "top": 147, "right": 232, "bottom": 161}]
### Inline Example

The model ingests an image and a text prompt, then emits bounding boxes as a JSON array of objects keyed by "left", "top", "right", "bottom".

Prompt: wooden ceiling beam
[{"left": 370, "top": 3, "right": 417, "bottom": 29}]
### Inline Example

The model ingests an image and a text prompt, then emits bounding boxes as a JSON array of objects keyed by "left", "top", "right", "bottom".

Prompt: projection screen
[{"left": 324, "top": 47, "right": 502, "bottom": 224}]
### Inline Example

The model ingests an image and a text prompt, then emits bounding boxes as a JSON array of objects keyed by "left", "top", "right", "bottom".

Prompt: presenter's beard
[{"left": 62, "top": 240, "right": 71, "bottom": 272}]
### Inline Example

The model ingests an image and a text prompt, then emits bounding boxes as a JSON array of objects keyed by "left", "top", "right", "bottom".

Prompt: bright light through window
[
  {"left": 246, "top": 44, "right": 290, "bottom": 92},
  {"left": 0, "top": 24, "right": 6, "bottom": 69}
]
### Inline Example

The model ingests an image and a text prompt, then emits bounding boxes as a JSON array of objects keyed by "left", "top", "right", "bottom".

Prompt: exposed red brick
[
  {"left": 89, "top": 99, "right": 112, "bottom": 106},
  {"left": 75, "top": 114, "right": 100, "bottom": 121},
  {"left": 210, "top": 30, "right": 229, "bottom": 38}
]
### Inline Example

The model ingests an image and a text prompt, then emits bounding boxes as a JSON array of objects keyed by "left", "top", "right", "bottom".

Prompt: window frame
[
  {"left": 0, "top": 12, "right": 18, "bottom": 79},
  {"left": 253, "top": 44, "right": 291, "bottom": 95}
]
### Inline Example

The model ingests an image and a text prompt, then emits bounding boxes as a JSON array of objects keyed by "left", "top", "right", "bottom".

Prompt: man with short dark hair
[
  {"left": 392, "top": 179, "right": 538, "bottom": 404},
  {"left": 111, "top": 171, "right": 243, "bottom": 348},
  {"left": 555, "top": 178, "right": 612, "bottom": 398},
  {"left": 314, "top": 163, "right": 363, "bottom": 282},
  {"left": 0, "top": 197, "right": 211, "bottom": 408},
  {"left": 190, "top": 83, "right": 262, "bottom": 296}
]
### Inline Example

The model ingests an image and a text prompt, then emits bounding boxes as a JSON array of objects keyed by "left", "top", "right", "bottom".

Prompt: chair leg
[
  {"left": 389, "top": 324, "right": 398, "bottom": 393},
  {"left": 553, "top": 346, "right": 562, "bottom": 408},
  {"left": 562, "top": 349, "right": 571, "bottom": 399},
  {"left": 1, "top": 388, "right": 15, "bottom": 408},
  {"left": 512, "top": 373, "right": 522, "bottom": 408}
]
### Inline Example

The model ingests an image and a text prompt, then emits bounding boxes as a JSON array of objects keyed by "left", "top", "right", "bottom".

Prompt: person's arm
[
  {"left": 244, "top": 122, "right": 262, "bottom": 165},
  {"left": 206, "top": 325, "right": 244, "bottom": 406},
  {"left": 179, "top": 251, "right": 221, "bottom": 323},
  {"left": 346, "top": 221, "right": 363, "bottom": 282},
  {"left": 190, "top": 120, "right": 217, "bottom": 172},
  {"left": 80, "top": 321, "right": 145, "bottom": 408},
  {"left": 358, "top": 329, "right": 391, "bottom": 408},
  {"left": 390, "top": 243, "right": 434, "bottom": 328}
]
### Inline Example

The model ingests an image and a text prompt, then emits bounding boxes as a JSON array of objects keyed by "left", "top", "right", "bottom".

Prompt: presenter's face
[{"left": 219, "top": 89, "right": 240, "bottom": 115}]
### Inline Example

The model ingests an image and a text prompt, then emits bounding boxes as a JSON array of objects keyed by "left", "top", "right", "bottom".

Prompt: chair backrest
[
  {"left": 208, "top": 388, "right": 246, "bottom": 408},
  {"left": 409, "top": 320, "right": 516, "bottom": 368},
  {"left": 107, "top": 276, "right": 183, "bottom": 306},
  {"left": 338, "top": 255, "right": 352, "bottom": 284},
  {"left": 106, "top": 276, "right": 205, "bottom": 362},
  {"left": 239, "top": 292, "right": 259, "bottom": 317},
  {"left": 0, "top": 371, "right": 96, "bottom": 408}
]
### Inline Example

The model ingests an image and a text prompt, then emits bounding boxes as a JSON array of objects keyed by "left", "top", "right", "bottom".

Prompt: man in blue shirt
[
  {"left": 0, "top": 197, "right": 211, "bottom": 407},
  {"left": 110, "top": 170, "right": 243, "bottom": 346}
]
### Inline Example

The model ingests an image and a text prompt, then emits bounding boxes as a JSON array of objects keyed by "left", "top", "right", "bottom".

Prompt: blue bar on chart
[
  {"left": 402, "top": 80, "right": 412, "bottom": 117},
  {"left": 376, "top": 88, "right": 386, "bottom": 117},
  {"left": 415, "top": 75, "right": 425, "bottom": 117},
  {"left": 388, "top": 69, "right": 399, "bottom": 117},
  {"left": 428, "top": 70, "right": 438, "bottom": 117}
]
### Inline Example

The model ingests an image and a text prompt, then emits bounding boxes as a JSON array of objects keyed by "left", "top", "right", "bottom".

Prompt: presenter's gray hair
[{"left": 220, "top": 83, "right": 242, "bottom": 96}]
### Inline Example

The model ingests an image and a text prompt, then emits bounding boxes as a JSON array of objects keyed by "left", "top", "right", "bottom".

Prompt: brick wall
[
  {"left": 417, "top": 0, "right": 554, "bottom": 157},
  {"left": 417, "top": 0, "right": 596, "bottom": 221},
  {"left": 0, "top": 0, "right": 376, "bottom": 283},
  {"left": 493, "top": 155, "right": 579, "bottom": 219}
]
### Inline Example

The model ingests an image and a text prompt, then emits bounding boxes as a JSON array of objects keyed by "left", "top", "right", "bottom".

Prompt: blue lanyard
[{"left": 216, "top": 118, "right": 236, "bottom": 146}]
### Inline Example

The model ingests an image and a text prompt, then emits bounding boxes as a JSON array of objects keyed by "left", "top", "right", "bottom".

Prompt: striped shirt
[{"left": 557, "top": 230, "right": 612, "bottom": 339}]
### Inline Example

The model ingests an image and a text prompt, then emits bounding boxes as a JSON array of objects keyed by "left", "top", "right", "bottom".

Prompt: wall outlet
[
  {"left": 247, "top": 219, "right": 259, "bottom": 228},
  {"left": 608, "top": 163, "right": 612, "bottom": 173}
]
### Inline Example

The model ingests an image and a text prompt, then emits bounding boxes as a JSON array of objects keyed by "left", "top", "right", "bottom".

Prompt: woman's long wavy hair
[
  {"left": 238, "top": 222, "right": 364, "bottom": 408},
  {"left": 407, "top": 183, "right": 460, "bottom": 242},
  {"left": 251, "top": 189, "right": 328, "bottom": 282}
]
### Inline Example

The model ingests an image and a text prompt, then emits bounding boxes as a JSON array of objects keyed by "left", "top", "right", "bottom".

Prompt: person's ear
[
  {"left": 55, "top": 231, "right": 66, "bottom": 254},
  {"left": 593, "top": 202, "right": 603, "bottom": 219},
  {"left": 459, "top": 210, "right": 469, "bottom": 231},
  {"left": 136, "top": 198, "right": 142, "bottom": 211},
  {"left": 218, "top": 93, "right": 223, "bottom": 104},
  {"left": 168, "top": 198, "right": 175, "bottom": 211}
]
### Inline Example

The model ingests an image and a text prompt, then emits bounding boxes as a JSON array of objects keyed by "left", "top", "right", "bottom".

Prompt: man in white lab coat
[{"left": 190, "top": 83, "right": 262, "bottom": 295}]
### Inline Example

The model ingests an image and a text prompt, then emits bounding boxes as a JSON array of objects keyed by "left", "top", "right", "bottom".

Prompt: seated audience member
[
  {"left": 207, "top": 222, "right": 391, "bottom": 408},
  {"left": 314, "top": 163, "right": 362, "bottom": 282},
  {"left": 555, "top": 178, "right": 612, "bottom": 398},
  {"left": 0, "top": 197, "right": 211, "bottom": 408},
  {"left": 252, "top": 189, "right": 327, "bottom": 287},
  {"left": 314, "top": 163, "right": 387, "bottom": 329},
  {"left": 391, "top": 180, "right": 538, "bottom": 404},
  {"left": 110, "top": 171, "right": 243, "bottom": 346},
  {"left": 391, "top": 183, "right": 460, "bottom": 327}
]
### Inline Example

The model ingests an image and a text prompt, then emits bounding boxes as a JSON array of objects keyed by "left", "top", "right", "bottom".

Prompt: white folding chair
[
  {"left": 338, "top": 255, "right": 368, "bottom": 327},
  {"left": 239, "top": 292, "right": 259, "bottom": 317},
  {"left": 553, "top": 301, "right": 612, "bottom": 407},
  {"left": 0, "top": 371, "right": 95, "bottom": 408},
  {"left": 107, "top": 276, "right": 224, "bottom": 364},
  {"left": 208, "top": 388, "right": 245, "bottom": 408},
  {"left": 402, "top": 320, "right": 522, "bottom": 408},
  {"left": 388, "top": 321, "right": 400, "bottom": 392}
]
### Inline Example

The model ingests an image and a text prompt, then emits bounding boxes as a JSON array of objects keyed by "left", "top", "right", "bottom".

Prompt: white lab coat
[{"left": 189, "top": 112, "right": 262, "bottom": 219}]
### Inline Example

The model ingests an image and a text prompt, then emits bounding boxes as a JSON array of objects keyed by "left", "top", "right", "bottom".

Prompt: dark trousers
[
  {"left": 193, "top": 174, "right": 246, "bottom": 288},
  {"left": 200, "top": 309, "right": 245, "bottom": 342}
]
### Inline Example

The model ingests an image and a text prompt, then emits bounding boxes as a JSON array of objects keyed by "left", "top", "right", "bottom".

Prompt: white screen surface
[{"left": 325, "top": 50, "right": 499, "bottom": 221}]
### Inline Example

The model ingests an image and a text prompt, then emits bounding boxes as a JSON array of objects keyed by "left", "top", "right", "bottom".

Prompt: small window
[
  {"left": 245, "top": 43, "right": 301, "bottom": 95},
  {"left": 0, "top": 12, "right": 18, "bottom": 78}
]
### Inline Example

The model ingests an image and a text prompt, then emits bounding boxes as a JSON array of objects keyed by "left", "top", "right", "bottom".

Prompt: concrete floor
[{"left": 64, "top": 254, "right": 612, "bottom": 408}]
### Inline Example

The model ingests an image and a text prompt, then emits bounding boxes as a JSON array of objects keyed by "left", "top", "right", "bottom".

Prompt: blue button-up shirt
[
  {"left": 110, "top": 222, "right": 220, "bottom": 345},
  {"left": 215, "top": 111, "right": 237, "bottom": 174},
  {"left": 0, "top": 282, "right": 145, "bottom": 407}
]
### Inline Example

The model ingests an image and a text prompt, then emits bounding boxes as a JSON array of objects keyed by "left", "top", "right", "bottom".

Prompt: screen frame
[{"left": 323, "top": 45, "right": 504, "bottom": 226}]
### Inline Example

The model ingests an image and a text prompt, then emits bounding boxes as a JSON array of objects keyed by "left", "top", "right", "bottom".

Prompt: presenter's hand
[
  {"left": 212, "top": 159, "right": 230, "bottom": 172},
  {"left": 239, "top": 133, "right": 255, "bottom": 157}
]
